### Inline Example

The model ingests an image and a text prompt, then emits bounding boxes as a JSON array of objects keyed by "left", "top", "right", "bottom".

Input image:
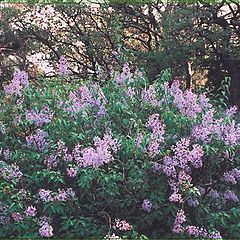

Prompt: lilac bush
[{"left": 0, "top": 64, "right": 239, "bottom": 239}]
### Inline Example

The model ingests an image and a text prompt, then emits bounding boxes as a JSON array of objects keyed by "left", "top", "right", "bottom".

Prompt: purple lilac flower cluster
[
  {"left": 65, "top": 84, "right": 107, "bottom": 117},
  {"left": 0, "top": 203, "right": 10, "bottom": 225},
  {"left": 192, "top": 109, "right": 240, "bottom": 145},
  {"left": 26, "top": 105, "right": 54, "bottom": 127},
  {"left": 169, "top": 80, "right": 206, "bottom": 118},
  {"left": 172, "top": 209, "right": 186, "bottom": 234},
  {"left": 77, "top": 132, "right": 120, "bottom": 168},
  {"left": 44, "top": 155, "right": 58, "bottom": 169},
  {"left": 125, "top": 87, "right": 135, "bottom": 98},
  {"left": 25, "top": 205, "right": 37, "bottom": 217},
  {"left": 115, "top": 63, "right": 133, "bottom": 85},
  {"left": 141, "top": 85, "right": 160, "bottom": 107},
  {"left": 186, "top": 225, "right": 222, "bottom": 239},
  {"left": 222, "top": 168, "right": 240, "bottom": 185},
  {"left": 0, "top": 161, "right": 23, "bottom": 182},
  {"left": 26, "top": 129, "right": 48, "bottom": 151},
  {"left": 0, "top": 148, "right": 11, "bottom": 160},
  {"left": 146, "top": 114, "right": 165, "bottom": 158},
  {"left": 39, "top": 222, "right": 54, "bottom": 238},
  {"left": 158, "top": 139, "right": 204, "bottom": 204},
  {"left": 12, "top": 212, "right": 24, "bottom": 222},
  {"left": 142, "top": 199, "right": 153, "bottom": 212},
  {"left": 59, "top": 56, "right": 68, "bottom": 77},
  {"left": 225, "top": 106, "right": 238, "bottom": 117},
  {"left": 114, "top": 219, "right": 133, "bottom": 231},
  {"left": 4, "top": 69, "right": 29, "bottom": 96},
  {"left": 172, "top": 210, "right": 222, "bottom": 239},
  {"left": 39, "top": 188, "right": 75, "bottom": 202},
  {"left": 224, "top": 190, "right": 239, "bottom": 202}
]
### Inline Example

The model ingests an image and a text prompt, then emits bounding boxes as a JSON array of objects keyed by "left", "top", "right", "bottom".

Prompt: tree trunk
[{"left": 185, "top": 61, "right": 192, "bottom": 89}]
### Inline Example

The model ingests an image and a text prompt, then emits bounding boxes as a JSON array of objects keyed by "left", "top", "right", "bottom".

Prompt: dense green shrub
[{"left": 0, "top": 63, "right": 239, "bottom": 239}]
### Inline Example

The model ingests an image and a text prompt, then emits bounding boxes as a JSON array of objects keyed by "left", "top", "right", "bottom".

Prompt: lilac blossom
[
  {"left": 26, "top": 129, "right": 48, "bottom": 151},
  {"left": 170, "top": 80, "right": 203, "bottom": 118},
  {"left": 0, "top": 161, "right": 23, "bottom": 182},
  {"left": 225, "top": 106, "right": 238, "bottom": 117},
  {"left": 115, "top": 63, "right": 132, "bottom": 85},
  {"left": 59, "top": 56, "right": 68, "bottom": 77},
  {"left": 39, "top": 223, "right": 54, "bottom": 238},
  {"left": 152, "top": 162, "right": 162, "bottom": 173},
  {"left": 26, "top": 105, "right": 54, "bottom": 127},
  {"left": 199, "top": 93, "right": 212, "bottom": 109},
  {"left": 56, "top": 189, "right": 67, "bottom": 202},
  {"left": 25, "top": 205, "right": 37, "bottom": 217},
  {"left": 185, "top": 225, "right": 208, "bottom": 238},
  {"left": 2, "top": 148, "right": 10, "bottom": 160},
  {"left": 142, "top": 199, "right": 153, "bottom": 212},
  {"left": 0, "top": 216, "right": 10, "bottom": 225},
  {"left": 44, "top": 155, "right": 58, "bottom": 169},
  {"left": 65, "top": 84, "right": 107, "bottom": 117},
  {"left": 78, "top": 132, "right": 119, "bottom": 168},
  {"left": 141, "top": 85, "right": 160, "bottom": 107},
  {"left": 169, "top": 192, "right": 183, "bottom": 203},
  {"left": 39, "top": 189, "right": 52, "bottom": 202},
  {"left": 224, "top": 190, "right": 239, "bottom": 202},
  {"left": 12, "top": 212, "right": 23, "bottom": 222},
  {"left": 172, "top": 209, "right": 186, "bottom": 234},
  {"left": 4, "top": 69, "right": 28, "bottom": 96},
  {"left": 135, "top": 132, "right": 143, "bottom": 148},
  {"left": 114, "top": 219, "right": 133, "bottom": 231},
  {"left": 126, "top": 87, "right": 135, "bottom": 98},
  {"left": 187, "top": 198, "right": 199, "bottom": 207},
  {"left": 207, "top": 189, "right": 220, "bottom": 199},
  {"left": 66, "top": 167, "right": 77, "bottom": 177},
  {"left": 146, "top": 114, "right": 165, "bottom": 157}
]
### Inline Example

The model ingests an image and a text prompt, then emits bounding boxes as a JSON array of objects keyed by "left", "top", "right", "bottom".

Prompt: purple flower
[
  {"left": 26, "top": 106, "right": 54, "bottom": 127},
  {"left": 146, "top": 114, "right": 165, "bottom": 157},
  {"left": 59, "top": 56, "right": 68, "bottom": 77},
  {"left": 39, "top": 223, "right": 53, "bottom": 238},
  {"left": 64, "top": 85, "right": 107, "bottom": 117},
  {"left": 26, "top": 129, "right": 48, "bottom": 151},
  {"left": 142, "top": 199, "right": 153, "bottom": 212},
  {"left": 12, "top": 212, "right": 23, "bottom": 222},
  {"left": 187, "top": 198, "right": 199, "bottom": 207},
  {"left": 172, "top": 209, "right": 186, "bottom": 233},
  {"left": 66, "top": 167, "right": 77, "bottom": 177},
  {"left": 141, "top": 85, "right": 160, "bottom": 107},
  {"left": 152, "top": 162, "right": 162, "bottom": 173},
  {"left": 126, "top": 87, "right": 135, "bottom": 98},
  {"left": 44, "top": 155, "right": 58, "bottom": 169},
  {"left": 169, "top": 192, "right": 183, "bottom": 203},
  {"left": 0, "top": 216, "right": 10, "bottom": 225},
  {"left": 207, "top": 189, "right": 220, "bottom": 199},
  {"left": 136, "top": 132, "right": 143, "bottom": 148},
  {"left": 56, "top": 189, "right": 67, "bottom": 202},
  {"left": 4, "top": 69, "right": 28, "bottom": 96},
  {"left": 208, "top": 230, "right": 222, "bottom": 239},
  {"left": 225, "top": 106, "right": 238, "bottom": 117},
  {"left": 39, "top": 189, "right": 52, "bottom": 202},
  {"left": 0, "top": 161, "right": 23, "bottom": 182},
  {"left": 224, "top": 190, "right": 239, "bottom": 202},
  {"left": 78, "top": 132, "right": 119, "bottom": 168},
  {"left": 25, "top": 205, "right": 37, "bottom": 217},
  {"left": 170, "top": 80, "right": 202, "bottom": 118},
  {"left": 115, "top": 63, "right": 132, "bottom": 85},
  {"left": 186, "top": 225, "right": 201, "bottom": 237},
  {"left": 222, "top": 171, "right": 237, "bottom": 185}
]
